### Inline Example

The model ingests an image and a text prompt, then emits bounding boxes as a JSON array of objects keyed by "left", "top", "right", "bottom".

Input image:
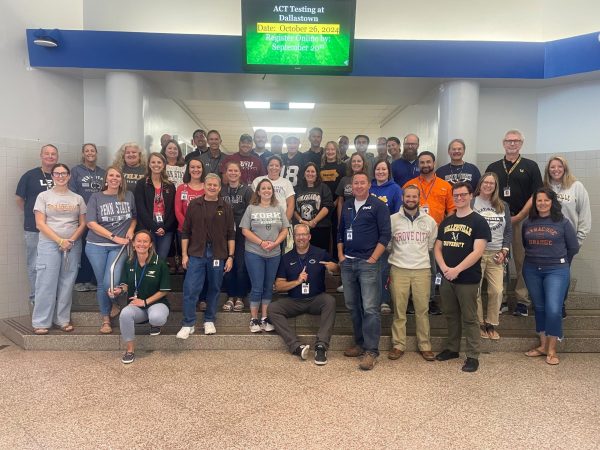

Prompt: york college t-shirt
[{"left": 239, "top": 204, "right": 290, "bottom": 257}]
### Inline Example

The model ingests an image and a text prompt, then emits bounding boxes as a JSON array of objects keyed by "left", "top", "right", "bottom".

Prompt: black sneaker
[
  {"left": 499, "top": 302, "right": 509, "bottom": 314},
  {"left": 314, "top": 344, "right": 328, "bottom": 365},
  {"left": 293, "top": 344, "right": 310, "bottom": 361},
  {"left": 406, "top": 300, "right": 415, "bottom": 315},
  {"left": 462, "top": 357, "right": 479, "bottom": 372},
  {"left": 428, "top": 301, "right": 442, "bottom": 315},
  {"left": 435, "top": 349, "right": 460, "bottom": 361},
  {"left": 513, "top": 303, "right": 529, "bottom": 317},
  {"left": 149, "top": 326, "right": 161, "bottom": 336},
  {"left": 121, "top": 352, "right": 135, "bottom": 364}
]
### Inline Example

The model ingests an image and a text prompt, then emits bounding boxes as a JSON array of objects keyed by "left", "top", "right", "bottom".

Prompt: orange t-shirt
[{"left": 404, "top": 175, "right": 455, "bottom": 225}]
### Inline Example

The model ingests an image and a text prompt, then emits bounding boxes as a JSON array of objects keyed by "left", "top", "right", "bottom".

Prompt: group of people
[{"left": 16, "top": 127, "right": 590, "bottom": 368}]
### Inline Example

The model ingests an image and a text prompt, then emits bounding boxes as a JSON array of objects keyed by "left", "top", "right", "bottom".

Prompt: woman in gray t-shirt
[
  {"left": 32, "top": 163, "right": 87, "bottom": 335},
  {"left": 86, "top": 166, "right": 137, "bottom": 334},
  {"left": 240, "top": 179, "right": 289, "bottom": 333}
]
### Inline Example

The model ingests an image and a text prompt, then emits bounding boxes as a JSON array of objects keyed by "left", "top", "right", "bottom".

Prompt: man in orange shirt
[{"left": 404, "top": 151, "right": 455, "bottom": 314}]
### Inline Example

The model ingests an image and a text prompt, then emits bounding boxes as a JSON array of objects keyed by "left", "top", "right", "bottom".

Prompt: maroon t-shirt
[{"left": 220, "top": 153, "right": 266, "bottom": 185}]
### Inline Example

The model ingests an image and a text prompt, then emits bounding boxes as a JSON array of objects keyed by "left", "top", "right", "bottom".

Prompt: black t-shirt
[
  {"left": 281, "top": 152, "right": 306, "bottom": 187},
  {"left": 221, "top": 184, "right": 253, "bottom": 238},
  {"left": 304, "top": 148, "right": 324, "bottom": 167},
  {"left": 485, "top": 156, "right": 542, "bottom": 216},
  {"left": 320, "top": 161, "right": 346, "bottom": 200},
  {"left": 294, "top": 184, "right": 334, "bottom": 228},
  {"left": 16, "top": 167, "right": 53, "bottom": 232},
  {"left": 437, "top": 211, "right": 491, "bottom": 284},
  {"left": 276, "top": 245, "right": 331, "bottom": 298}
]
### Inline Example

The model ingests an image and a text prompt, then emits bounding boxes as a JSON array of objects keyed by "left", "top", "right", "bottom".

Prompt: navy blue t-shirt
[
  {"left": 276, "top": 245, "right": 331, "bottom": 299},
  {"left": 16, "top": 167, "right": 54, "bottom": 232},
  {"left": 436, "top": 162, "right": 481, "bottom": 189}
]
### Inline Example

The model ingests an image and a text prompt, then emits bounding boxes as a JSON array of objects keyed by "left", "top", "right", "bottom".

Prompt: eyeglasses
[
  {"left": 503, "top": 139, "right": 523, "bottom": 145},
  {"left": 452, "top": 192, "right": 470, "bottom": 199},
  {"left": 52, "top": 172, "right": 69, "bottom": 177},
  {"left": 294, "top": 233, "right": 310, "bottom": 238}
]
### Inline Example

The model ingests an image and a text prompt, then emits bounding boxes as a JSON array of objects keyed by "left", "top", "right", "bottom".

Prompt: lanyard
[
  {"left": 134, "top": 260, "right": 148, "bottom": 297},
  {"left": 502, "top": 156, "right": 522, "bottom": 185},
  {"left": 417, "top": 176, "right": 437, "bottom": 204},
  {"left": 450, "top": 164, "right": 464, "bottom": 176},
  {"left": 41, "top": 168, "right": 52, "bottom": 190},
  {"left": 297, "top": 253, "right": 309, "bottom": 272}
]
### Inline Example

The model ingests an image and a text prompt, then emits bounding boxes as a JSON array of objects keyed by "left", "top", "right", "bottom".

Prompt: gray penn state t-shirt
[
  {"left": 239, "top": 204, "right": 289, "bottom": 257},
  {"left": 86, "top": 191, "right": 136, "bottom": 245}
]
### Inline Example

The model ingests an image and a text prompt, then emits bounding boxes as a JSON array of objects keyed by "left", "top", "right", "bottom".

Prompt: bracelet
[
  {"left": 58, "top": 239, "right": 64, "bottom": 247},
  {"left": 259, "top": 240, "right": 264, "bottom": 245}
]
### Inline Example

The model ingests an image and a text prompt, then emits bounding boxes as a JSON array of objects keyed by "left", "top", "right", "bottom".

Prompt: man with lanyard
[
  {"left": 338, "top": 172, "right": 391, "bottom": 370},
  {"left": 269, "top": 224, "right": 339, "bottom": 365},
  {"left": 15, "top": 144, "right": 59, "bottom": 306},
  {"left": 338, "top": 135, "right": 350, "bottom": 162},
  {"left": 177, "top": 174, "right": 235, "bottom": 338},
  {"left": 354, "top": 134, "right": 375, "bottom": 178},
  {"left": 220, "top": 134, "right": 265, "bottom": 185},
  {"left": 485, "top": 129, "right": 542, "bottom": 317},
  {"left": 436, "top": 139, "right": 481, "bottom": 188},
  {"left": 252, "top": 128, "right": 273, "bottom": 170},
  {"left": 185, "top": 129, "right": 208, "bottom": 163},
  {"left": 200, "top": 130, "right": 225, "bottom": 176},
  {"left": 392, "top": 133, "right": 421, "bottom": 187},
  {"left": 304, "top": 127, "right": 325, "bottom": 167},
  {"left": 281, "top": 135, "right": 306, "bottom": 187},
  {"left": 404, "top": 151, "right": 455, "bottom": 315},
  {"left": 434, "top": 182, "right": 491, "bottom": 372}
]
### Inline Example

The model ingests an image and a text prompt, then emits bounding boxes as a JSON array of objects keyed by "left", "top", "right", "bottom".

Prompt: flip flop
[
  {"left": 33, "top": 328, "right": 49, "bottom": 335},
  {"left": 525, "top": 348, "right": 547, "bottom": 357},
  {"left": 546, "top": 354, "right": 560, "bottom": 365},
  {"left": 233, "top": 299, "right": 244, "bottom": 312},
  {"left": 54, "top": 323, "right": 74, "bottom": 332},
  {"left": 222, "top": 299, "right": 234, "bottom": 312}
]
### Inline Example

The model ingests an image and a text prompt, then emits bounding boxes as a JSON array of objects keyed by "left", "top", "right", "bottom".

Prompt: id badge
[
  {"left": 346, "top": 228, "right": 353, "bottom": 241},
  {"left": 435, "top": 273, "right": 442, "bottom": 285},
  {"left": 213, "top": 259, "right": 220, "bottom": 268},
  {"left": 155, "top": 213, "right": 163, "bottom": 223},
  {"left": 422, "top": 205, "right": 430, "bottom": 215},
  {"left": 181, "top": 192, "right": 188, "bottom": 201},
  {"left": 503, "top": 187, "right": 511, "bottom": 197},
  {"left": 301, "top": 283, "right": 310, "bottom": 294}
]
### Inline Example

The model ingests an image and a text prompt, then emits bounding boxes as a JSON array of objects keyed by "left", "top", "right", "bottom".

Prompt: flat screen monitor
[{"left": 242, "top": 0, "right": 356, "bottom": 74}]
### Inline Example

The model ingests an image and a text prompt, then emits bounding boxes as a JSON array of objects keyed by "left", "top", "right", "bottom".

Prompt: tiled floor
[{"left": 1, "top": 333, "right": 599, "bottom": 449}]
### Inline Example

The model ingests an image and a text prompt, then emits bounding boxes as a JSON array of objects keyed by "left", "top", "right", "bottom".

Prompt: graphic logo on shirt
[
  {"left": 451, "top": 232, "right": 460, "bottom": 242},
  {"left": 477, "top": 208, "right": 504, "bottom": 232},
  {"left": 147, "top": 270, "right": 156, "bottom": 278},
  {"left": 81, "top": 174, "right": 103, "bottom": 191},
  {"left": 309, "top": 258, "right": 317, "bottom": 264},
  {"left": 301, "top": 203, "right": 315, "bottom": 220}
]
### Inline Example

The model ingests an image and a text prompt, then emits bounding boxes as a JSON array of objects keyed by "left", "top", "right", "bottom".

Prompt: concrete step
[{"left": 2, "top": 315, "right": 600, "bottom": 353}]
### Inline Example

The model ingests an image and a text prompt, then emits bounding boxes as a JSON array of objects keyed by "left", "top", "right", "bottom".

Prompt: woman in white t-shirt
[
  {"left": 32, "top": 163, "right": 87, "bottom": 335},
  {"left": 252, "top": 155, "right": 295, "bottom": 221},
  {"left": 161, "top": 139, "right": 187, "bottom": 188},
  {"left": 472, "top": 172, "right": 512, "bottom": 340}
]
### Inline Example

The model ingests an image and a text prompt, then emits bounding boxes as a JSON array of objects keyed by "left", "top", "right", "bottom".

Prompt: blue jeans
[
  {"left": 24, "top": 231, "right": 39, "bottom": 303},
  {"left": 75, "top": 229, "right": 96, "bottom": 284},
  {"left": 182, "top": 255, "right": 225, "bottom": 325},
  {"left": 154, "top": 231, "right": 174, "bottom": 260},
  {"left": 522, "top": 262, "right": 570, "bottom": 339},
  {"left": 340, "top": 257, "right": 381, "bottom": 355},
  {"left": 379, "top": 250, "right": 391, "bottom": 306},
  {"left": 85, "top": 243, "right": 127, "bottom": 316},
  {"left": 223, "top": 236, "right": 250, "bottom": 298},
  {"left": 32, "top": 239, "right": 82, "bottom": 328},
  {"left": 245, "top": 251, "right": 280, "bottom": 308}
]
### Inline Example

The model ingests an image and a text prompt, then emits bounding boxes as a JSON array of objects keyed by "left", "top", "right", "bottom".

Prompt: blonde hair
[
  {"left": 128, "top": 230, "right": 157, "bottom": 264},
  {"left": 474, "top": 172, "right": 505, "bottom": 214},
  {"left": 321, "top": 141, "right": 341, "bottom": 167},
  {"left": 544, "top": 155, "right": 576, "bottom": 189},
  {"left": 112, "top": 142, "right": 147, "bottom": 170},
  {"left": 102, "top": 165, "right": 128, "bottom": 202}
]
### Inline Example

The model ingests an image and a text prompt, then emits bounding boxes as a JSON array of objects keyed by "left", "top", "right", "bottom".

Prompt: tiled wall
[
  {"left": 478, "top": 150, "right": 600, "bottom": 294},
  {"left": 0, "top": 137, "right": 84, "bottom": 319}
]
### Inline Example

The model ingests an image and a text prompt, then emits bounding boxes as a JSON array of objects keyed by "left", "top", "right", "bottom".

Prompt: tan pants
[
  {"left": 512, "top": 220, "right": 529, "bottom": 305},
  {"left": 390, "top": 266, "right": 431, "bottom": 352},
  {"left": 477, "top": 250, "right": 504, "bottom": 326}
]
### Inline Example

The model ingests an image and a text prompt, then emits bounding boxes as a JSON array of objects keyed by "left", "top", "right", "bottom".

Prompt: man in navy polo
[
  {"left": 269, "top": 224, "right": 338, "bottom": 365},
  {"left": 337, "top": 172, "right": 391, "bottom": 370}
]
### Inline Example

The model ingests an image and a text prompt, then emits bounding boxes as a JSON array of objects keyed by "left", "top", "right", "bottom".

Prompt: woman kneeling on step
[{"left": 109, "top": 230, "right": 171, "bottom": 364}]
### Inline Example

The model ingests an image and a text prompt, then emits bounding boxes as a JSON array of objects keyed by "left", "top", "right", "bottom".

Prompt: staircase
[{"left": 2, "top": 274, "right": 599, "bottom": 352}]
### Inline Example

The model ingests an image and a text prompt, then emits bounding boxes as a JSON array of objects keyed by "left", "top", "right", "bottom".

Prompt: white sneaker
[
  {"left": 85, "top": 283, "right": 97, "bottom": 291},
  {"left": 261, "top": 317, "right": 275, "bottom": 332},
  {"left": 74, "top": 283, "right": 89, "bottom": 292},
  {"left": 176, "top": 326, "right": 195, "bottom": 339},
  {"left": 249, "top": 318, "right": 261, "bottom": 333},
  {"left": 204, "top": 321, "right": 216, "bottom": 335},
  {"left": 336, "top": 285, "right": 344, "bottom": 293}
]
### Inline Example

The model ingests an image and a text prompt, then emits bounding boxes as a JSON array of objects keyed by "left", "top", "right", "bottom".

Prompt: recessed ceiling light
[
  {"left": 289, "top": 103, "right": 315, "bottom": 109},
  {"left": 244, "top": 101, "right": 270, "bottom": 109},
  {"left": 253, "top": 127, "right": 307, "bottom": 133}
]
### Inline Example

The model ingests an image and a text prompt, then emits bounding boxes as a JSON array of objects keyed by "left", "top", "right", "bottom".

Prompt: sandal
[
  {"left": 33, "top": 328, "right": 49, "bottom": 335},
  {"left": 525, "top": 348, "right": 546, "bottom": 357},
  {"left": 546, "top": 354, "right": 560, "bottom": 365},
  {"left": 233, "top": 298, "right": 244, "bottom": 312},
  {"left": 110, "top": 303, "right": 121, "bottom": 319},
  {"left": 480, "top": 324, "right": 489, "bottom": 339},
  {"left": 100, "top": 321, "right": 113, "bottom": 334},
  {"left": 223, "top": 298, "right": 234, "bottom": 312},
  {"left": 55, "top": 323, "right": 74, "bottom": 332}
]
